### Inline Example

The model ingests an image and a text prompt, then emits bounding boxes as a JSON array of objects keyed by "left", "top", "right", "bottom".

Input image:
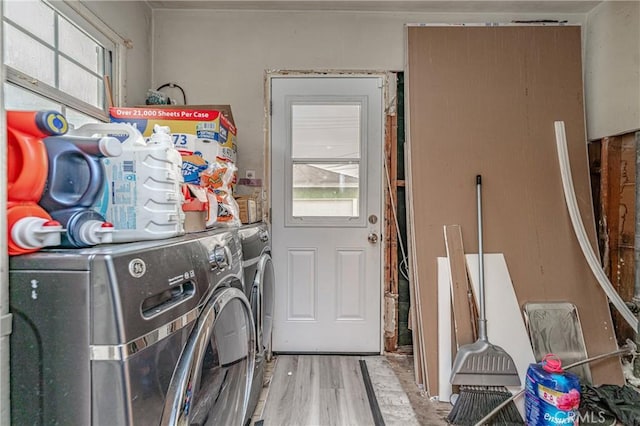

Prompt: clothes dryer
[
  {"left": 9, "top": 228, "right": 255, "bottom": 426},
  {"left": 239, "top": 222, "right": 275, "bottom": 424},
  {"left": 239, "top": 223, "right": 274, "bottom": 357}
]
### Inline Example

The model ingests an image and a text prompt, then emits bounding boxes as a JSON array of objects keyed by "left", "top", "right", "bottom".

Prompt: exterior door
[{"left": 271, "top": 76, "right": 383, "bottom": 352}]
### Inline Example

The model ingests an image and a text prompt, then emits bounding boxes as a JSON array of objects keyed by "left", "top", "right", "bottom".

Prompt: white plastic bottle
[{"left": 70, "top": 123, "right": 185, "bottom": 242}]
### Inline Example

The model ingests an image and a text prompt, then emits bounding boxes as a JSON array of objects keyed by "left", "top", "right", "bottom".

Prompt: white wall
[
  {"left": 82, "top": 0, "right": 152, "bottom": 107},
  {"left": 0, "top": 3, "right": 8, "bottom": 423},
  {"left": 585, "top": 1, "right": 640, "bottom": 140},
  {"left": 153, "top": 10, "right": 587, "bottom": 179}
]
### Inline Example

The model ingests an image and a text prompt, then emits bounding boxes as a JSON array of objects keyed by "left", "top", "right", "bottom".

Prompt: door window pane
[
  {"left": 4, "top": 0, "right": 54, "bottom": 42},
  {"left": 4, "top": 23, "right": 55, "bottom": 86},
  {"left": 292, "top": 104, "right": 361, "bottom": 159},
  {"left": 59, "top": 17, "right": 103, "bottom": 74},
  {"left": 292, "top": 163, "right": 359, "bottom": 217}
]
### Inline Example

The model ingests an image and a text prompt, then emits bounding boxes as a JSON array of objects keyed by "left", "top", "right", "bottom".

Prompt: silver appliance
[
  {"left": 238, "top": 223, "right": 275, "bottom": 424},
  {"left": 10, "top": 228, "right": 255, "bottom": 425}
]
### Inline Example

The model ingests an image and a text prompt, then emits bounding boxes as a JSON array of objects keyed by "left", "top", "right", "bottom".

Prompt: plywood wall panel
[{"left": 406, "top": 25, "right": 622, "bottom": 395}]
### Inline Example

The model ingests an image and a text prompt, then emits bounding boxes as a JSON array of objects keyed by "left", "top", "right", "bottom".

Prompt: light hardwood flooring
[
  {"left": 254, "top": 355, "right": 424, "bottom": 426},
  {"left": 259, "top": 355, "right": 374, "bottom": 425}
]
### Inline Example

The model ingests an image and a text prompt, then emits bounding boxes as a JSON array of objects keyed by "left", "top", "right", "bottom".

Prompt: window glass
[
  {"left": 3, "top": 82, "right": 61, "bottom": 111},
  {"left": 3, "top": 84, "right": 97, "bottom": 129},
  {"left": 4, "top": 0, "right": 54, "bottom": 42},
  {"left": 59, "top": 17, "right": 103, "bottom": 74},
  {"left": 292, "top": 104, "right": 361, "bottom": 159},
  {"left": 59, "top": 56, "right": 102, "bottom": 108},
  {"left": 292, "top": 163, "right": 359, "bottom": 217},
  {"left": 4, "top": 22, "right": 55, "bottom": 86},
  {"left": 65, "top": 108, "right": 99, "bottom": 128},
  {"left": 2, "top": 0, "right": 115, "bottom": 120}
]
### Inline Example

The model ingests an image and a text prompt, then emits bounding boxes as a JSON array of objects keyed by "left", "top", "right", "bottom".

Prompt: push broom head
[{"left": 450, "top": 339, "right": 521, "bottom": 386}]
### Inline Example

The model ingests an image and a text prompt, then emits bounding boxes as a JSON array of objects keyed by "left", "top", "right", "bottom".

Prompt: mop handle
[{"left": 477, "top": 175, "right": 487, "bottom": 342}]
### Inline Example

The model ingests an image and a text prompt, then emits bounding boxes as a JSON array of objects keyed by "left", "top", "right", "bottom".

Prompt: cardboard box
[
  {"left": 138, "top": 104, "right": 235, "bottom": 127},
  {"left": 181, "top": 184, "right": 209, "bottom": 232},
  {"left": 236, "top": 197, "right": 258, "bottom": 224},
  {"left": 110, "top": 106, "right": 237, "bottom": 183}
]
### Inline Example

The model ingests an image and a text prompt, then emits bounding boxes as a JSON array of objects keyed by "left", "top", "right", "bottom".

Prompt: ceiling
[{"left": 146, "top": 1, "right": 603, "bottom": 13}]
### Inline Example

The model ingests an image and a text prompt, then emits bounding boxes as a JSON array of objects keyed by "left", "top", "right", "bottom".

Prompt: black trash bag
[{"left": 580, "top": 384, "right": 640, "bottom": 426}]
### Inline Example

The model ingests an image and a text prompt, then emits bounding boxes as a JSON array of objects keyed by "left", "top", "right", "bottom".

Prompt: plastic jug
[
  {"left": 7, "top": 110, "right": 68, "bottom": 138},
  {"left": 8, "top": 110, "right": 68, "bottom": 202},
  {"left": 8, "top": 127, "right": 49, "bottom": 202},
  {"left": 7, "top": 110, "right": 67, "bottom": 255},
  {"left": 7, "top": 202, "right": 63, "bottom": 256},
  {"left": 72, "top": 123, "right": 185, "bottom": 242},
  {"left": 49, "top": 208, "right": 114, "bottom": 248},
  {"left": 525, "top": 354, "right": 581, "bottom": 426},
  {"left": 39, "top": 135, "right": 122, "bottom": 212}
]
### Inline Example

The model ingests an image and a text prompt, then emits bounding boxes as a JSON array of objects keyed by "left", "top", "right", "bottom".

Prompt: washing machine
[
  {"left": 238, "top": 222, "right": 275, "bottom": 424},
  {"left": 9, "top": 228, "right": 255, "bottom": 426}
]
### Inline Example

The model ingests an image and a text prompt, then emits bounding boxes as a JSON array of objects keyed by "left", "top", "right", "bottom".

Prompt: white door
[{"left": 271, "top": 76, "right": 383, "bottom": 352}]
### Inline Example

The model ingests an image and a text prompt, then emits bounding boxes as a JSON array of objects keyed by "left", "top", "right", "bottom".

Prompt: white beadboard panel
[
  {"left": 287, "top": 249, "right": 317, "bottom": 320},
  {"left": 335, "top": 249, "right": 366, "bottom": 321}
]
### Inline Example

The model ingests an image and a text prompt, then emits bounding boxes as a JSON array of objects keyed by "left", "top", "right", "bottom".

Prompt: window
[
  {"left": 2, "top": 0, "right": 119, "bottom": 126},
  {"left": 290, "top": 103, "right": 363, "bottom": 219}
]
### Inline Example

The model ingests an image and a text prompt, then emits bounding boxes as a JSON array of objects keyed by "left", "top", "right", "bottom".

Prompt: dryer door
[
  {"left": 252, "top": 254, "right": 275, "bottom": 356},
  {"left": 161, "top": 287, "right": 255, "bottom": 426}
]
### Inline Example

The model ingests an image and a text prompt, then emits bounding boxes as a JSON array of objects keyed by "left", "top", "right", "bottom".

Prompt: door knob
[{"left": 368, "top": 233, "right": 379, "bottom": 244}]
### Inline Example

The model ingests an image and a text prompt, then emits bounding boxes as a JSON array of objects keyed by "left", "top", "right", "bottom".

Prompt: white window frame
[{"left": 2, "top": 0, "right": 126, "bottom": 121}]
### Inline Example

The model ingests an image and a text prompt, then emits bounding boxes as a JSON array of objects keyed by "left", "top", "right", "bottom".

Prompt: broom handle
[{"left": 477, "top": 175, "right": 487, "bottom": 342}]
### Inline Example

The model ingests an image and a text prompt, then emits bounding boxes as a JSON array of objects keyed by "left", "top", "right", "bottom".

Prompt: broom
[{"left": 447, "top": 175, "right": 523, "bottom": 426}]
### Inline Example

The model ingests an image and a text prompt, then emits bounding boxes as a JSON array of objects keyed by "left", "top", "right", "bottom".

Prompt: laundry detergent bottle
[
  {"left": 7, "top": 202, "right": 63, "bottom": 256},
  {"left": 39, "top": 135, "right": 122, "bottom": 211},
  {"left": 525, "top": 354, "right": 581, "bottom": 426},
  {"left": 71, "top": 122, "right": 185, "bottom": 243},
  {"left": 7, "top": 110, "right": 68, "bottom": 138},
  {"left": 38, "top": 134, "right": 121, "bottom": 248},
  {"left": 49, "top": 208, "right": 114, "bottom": 247},
  {"left": 7, "top": 110, "right": 67, "bottom": 255}
]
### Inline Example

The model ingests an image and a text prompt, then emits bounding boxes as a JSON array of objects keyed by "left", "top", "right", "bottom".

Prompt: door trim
[{"left": 265, "top": 70, "right": 391, "bottom": 354}]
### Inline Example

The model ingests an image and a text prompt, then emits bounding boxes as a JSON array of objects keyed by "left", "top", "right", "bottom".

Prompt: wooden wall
[{"left": 591, "top": 132, "right": 640, "bottom": 342}]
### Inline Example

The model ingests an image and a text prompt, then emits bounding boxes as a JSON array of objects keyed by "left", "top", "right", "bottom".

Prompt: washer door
[
  {"left": 161, "top": 287, "right": 255, "bottom": 426},
  {"left": 251, "top": 254, "right": 275, "bottom": 356}
]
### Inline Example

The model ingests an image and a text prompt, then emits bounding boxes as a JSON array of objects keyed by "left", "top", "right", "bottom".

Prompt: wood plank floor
[{"left": 260, "top": 355, "right": 375, "bottom": 426}]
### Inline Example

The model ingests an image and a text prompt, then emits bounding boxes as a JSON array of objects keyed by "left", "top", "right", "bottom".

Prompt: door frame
[{"left": 264, "top": 70, "right": 392, "bottom": 354}]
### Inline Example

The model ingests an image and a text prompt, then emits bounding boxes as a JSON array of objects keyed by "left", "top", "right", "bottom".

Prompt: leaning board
[
  {"left": 465, "top": 255, "right": 536, "bottom": 386},
  {"left": 436, "top": 257, "right": 452, "bottom": 402},
  {"left": 466, "top": 253, "right": 534, "bottom": 417},
  {"left": 406, "top": 25, "right": 623, "bottom": 395}
]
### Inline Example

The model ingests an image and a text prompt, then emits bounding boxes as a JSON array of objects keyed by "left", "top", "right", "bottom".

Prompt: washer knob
[{"left": 211, "top": 244, "right": 232, "bottom": 270}]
